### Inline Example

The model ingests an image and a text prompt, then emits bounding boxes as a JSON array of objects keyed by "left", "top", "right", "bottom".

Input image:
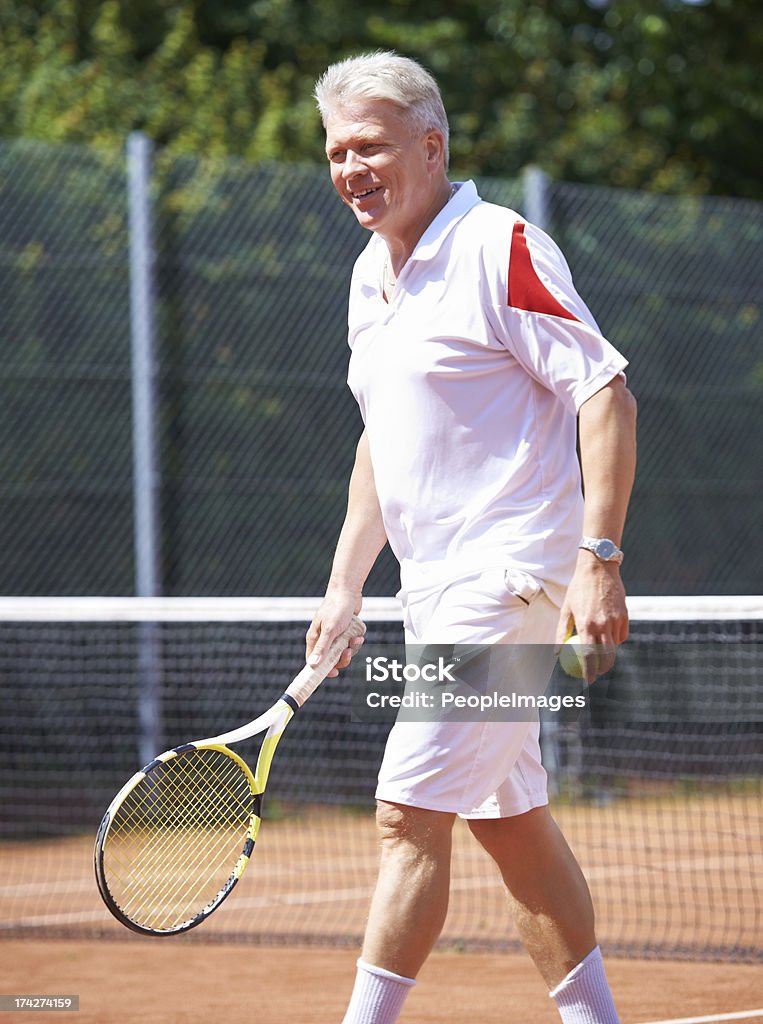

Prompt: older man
[{"left": 307, "top": 51, "right": 636, "bottom": 1024}]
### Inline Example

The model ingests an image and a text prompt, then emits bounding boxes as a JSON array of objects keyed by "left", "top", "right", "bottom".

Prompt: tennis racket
[{"left": 94, "top": 615, "right": 365, "bottom": 936}]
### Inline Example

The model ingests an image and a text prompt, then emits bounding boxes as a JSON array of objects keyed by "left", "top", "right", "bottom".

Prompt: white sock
[
  {"left": 342, "top": 958, "right": 416, "bottom": 1024},
  {"left": 549, "top": 946, "right": 620, "bottom": 1024}
]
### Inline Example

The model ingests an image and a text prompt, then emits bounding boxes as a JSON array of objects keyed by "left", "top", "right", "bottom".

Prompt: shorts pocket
[{"left": 503, "top": 568, "right": 542, "bottom": 606}]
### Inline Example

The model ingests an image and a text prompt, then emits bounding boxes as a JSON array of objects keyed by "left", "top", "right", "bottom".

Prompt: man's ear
[{"left": 424, "top": 130, "right": 446, "bottom": 170}]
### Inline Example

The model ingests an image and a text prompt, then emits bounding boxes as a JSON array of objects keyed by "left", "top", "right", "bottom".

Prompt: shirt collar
[
  {"left": 362, "top": 180, "right": 481, "bottom": 277},
  {"left": 407, "top": 179, "right": 480, "bottom": 263}
]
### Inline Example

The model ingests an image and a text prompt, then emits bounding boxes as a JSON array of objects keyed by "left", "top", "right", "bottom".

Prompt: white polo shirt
[{"left": 346, "top": 180, "right": 628, "bottom": 607}]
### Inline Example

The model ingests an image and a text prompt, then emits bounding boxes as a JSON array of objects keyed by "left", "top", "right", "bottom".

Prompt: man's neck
[{"left": 380, "top": 178, "right": 453, "bottom": 275}]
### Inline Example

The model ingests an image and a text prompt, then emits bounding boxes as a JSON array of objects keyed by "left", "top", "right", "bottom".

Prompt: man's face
[{"left": 324, "top": 99, "right": 443, "bottom": 239}]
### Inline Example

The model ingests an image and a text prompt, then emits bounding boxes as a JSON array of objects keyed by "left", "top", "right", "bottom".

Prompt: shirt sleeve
[{"left": 488, "top": 220, "right": 628, "bottom": 412}]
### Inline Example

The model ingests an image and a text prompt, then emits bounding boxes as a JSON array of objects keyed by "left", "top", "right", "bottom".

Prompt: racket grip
[{"left": 284, "top": 615, "right": 366, "bottom": 708}]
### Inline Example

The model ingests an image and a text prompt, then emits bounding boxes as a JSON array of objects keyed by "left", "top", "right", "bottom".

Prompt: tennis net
[{"left": 0, "top": 595, "right": 760, "bottom": 961}]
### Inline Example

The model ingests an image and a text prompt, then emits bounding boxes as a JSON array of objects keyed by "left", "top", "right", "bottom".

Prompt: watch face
[{"left": 595, "top": 539, "right": 619, "bottom": 560}]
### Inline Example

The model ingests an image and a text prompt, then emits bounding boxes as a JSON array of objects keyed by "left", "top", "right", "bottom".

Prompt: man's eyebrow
[{"left": 328, "top": 127, "right": 386, "bottom": 148}]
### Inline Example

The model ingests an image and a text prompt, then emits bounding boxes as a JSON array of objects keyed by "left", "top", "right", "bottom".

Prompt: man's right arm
[{"left": 306, "top": 429, "right": 387, "bottom": 672}]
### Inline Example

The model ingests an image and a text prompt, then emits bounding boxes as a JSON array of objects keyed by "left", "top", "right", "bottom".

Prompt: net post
[
  {"left": 523, "top": 164, "right": 550, "bottom": 231},
  {"left": 128, "top": 130, "right": 161, "bottom": 599},
  {"left": 127, "top": 131, "right": 162, "bottom": 765}
]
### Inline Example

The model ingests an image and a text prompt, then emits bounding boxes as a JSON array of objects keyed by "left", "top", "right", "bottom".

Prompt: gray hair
[{"left": 314, "top": 51, "right": 450, "bottom": 166}]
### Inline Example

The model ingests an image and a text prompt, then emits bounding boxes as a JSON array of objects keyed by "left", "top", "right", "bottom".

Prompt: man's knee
[
  {"left": 375, "top": 801, "right": 454, "bottom": 851},
  {"left": 467, "top": 806, "right": 554, "bottom": 862},
  {"left": 375, "top": 800, "right": 410, "bottom": 839}
]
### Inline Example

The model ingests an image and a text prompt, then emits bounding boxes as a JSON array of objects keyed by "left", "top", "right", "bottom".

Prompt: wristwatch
[{"left": 579, "top": 536, "right": 624, "bottom": 565}]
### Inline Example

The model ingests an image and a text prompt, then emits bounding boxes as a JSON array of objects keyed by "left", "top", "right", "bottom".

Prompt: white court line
[
  {"left": 2, "top": 848, "right": 759, "bottom": 903},
  {"left": 233, "top": 884, "right": 371, "bottom": 910},
  {"left": 3, "top": 846, "right": 761, "bottom": 923},
  {"left": 0, "top": 909, "right": 112, "bottom": 928},
  {"left": 584, "top": 853, "right": 762, "bottom": 882},
  {"left": 0, "top": 879, "right": 94, "bottom": 897},
  {"left": 3, "top": 853, "right": 760, "bottom": 927},
  {"left": 635, "top": 1010, "right": 763, "bottom": 1024},
  {"left": 1, "top": 876, "right": 492, "bottom": 926}
]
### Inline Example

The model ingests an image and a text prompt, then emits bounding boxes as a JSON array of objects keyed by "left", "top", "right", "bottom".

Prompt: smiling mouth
[{"left": 351, "top": 186, "right": 383, "bottom": 200}]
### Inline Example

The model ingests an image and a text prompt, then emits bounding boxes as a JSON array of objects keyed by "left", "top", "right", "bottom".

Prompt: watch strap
[{"left": 579, "top": 536, "right": 624, "bottom": 565}]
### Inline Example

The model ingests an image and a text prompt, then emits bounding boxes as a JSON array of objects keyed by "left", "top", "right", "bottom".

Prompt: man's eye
[{"left": 329, "top": 150, "right": 346, "bottom": 162}]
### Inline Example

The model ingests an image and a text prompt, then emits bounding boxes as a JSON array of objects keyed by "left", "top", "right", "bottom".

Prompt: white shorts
[{"left": 375, "top": 566, "right": 560, "bottom": 819}]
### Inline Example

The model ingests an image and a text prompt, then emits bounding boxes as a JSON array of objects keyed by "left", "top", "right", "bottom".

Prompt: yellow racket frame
[
  {"left": 94, "top": 615, "right": 365, "bottom": 936},
  {"left": 94, "top": 701, "right": 293, "bottom": 936}
]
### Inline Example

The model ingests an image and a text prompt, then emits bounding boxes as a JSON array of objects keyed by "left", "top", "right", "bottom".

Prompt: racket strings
[
  {"left": 103, "top": 748, "right": 255, "bottom": 931},
  {"left": 108, "top": 756, "right": 252, "bottom": 929},
  {"left": 121, "top": 758, "right": 250, "bottom": 927}
]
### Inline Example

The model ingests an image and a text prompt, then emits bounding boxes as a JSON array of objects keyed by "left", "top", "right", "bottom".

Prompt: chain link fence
[
  {"left": 0, "top": 137, "right": 760, "bottom": 597},
  {"left": 0, "top": 140, "right": 133, "bottom": 594},
  {"left": 548, "top": 180, "right": 763, "bottom": 594}
]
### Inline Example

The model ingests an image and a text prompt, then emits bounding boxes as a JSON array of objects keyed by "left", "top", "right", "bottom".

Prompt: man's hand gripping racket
[{"left": 94, "top": 615, "right": 365, "bottom": 936}]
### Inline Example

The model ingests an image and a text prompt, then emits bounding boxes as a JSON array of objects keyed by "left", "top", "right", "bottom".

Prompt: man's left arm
[{"left": 557, "top": 375, "right": 638, "bottom": 679}]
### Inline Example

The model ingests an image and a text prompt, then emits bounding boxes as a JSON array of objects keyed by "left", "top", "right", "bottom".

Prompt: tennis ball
[{"left": 558, "top": 634, "right": 586, "bottom": 679}]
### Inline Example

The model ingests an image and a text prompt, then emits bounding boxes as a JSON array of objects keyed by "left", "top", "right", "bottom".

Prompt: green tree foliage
[{"left": 0, "top": 0, "right": 761, "bottom": 197}]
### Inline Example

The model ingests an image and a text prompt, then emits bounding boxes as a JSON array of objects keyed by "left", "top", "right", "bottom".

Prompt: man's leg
[
  {"left": 468, "top": 806, "right": 619, "bottom": 1023},
  {"left": 468, "top": 805, "right": 593, "bottom": 984},
  {"left": 363, "top": 800, "right": 455, "bottom": 974},
  {"left": 342, "top": 801, "right": 455, "bottom": 1024}
]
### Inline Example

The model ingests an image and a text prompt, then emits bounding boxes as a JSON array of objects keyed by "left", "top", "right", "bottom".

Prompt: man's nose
[{"left": 342, "top": 149, "right": 365, "bottom": 180}]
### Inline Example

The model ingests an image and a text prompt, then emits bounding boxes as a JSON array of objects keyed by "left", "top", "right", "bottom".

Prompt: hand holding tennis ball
[
  {"left": 558, "top": 633, "right": 587, "bottom": 679},
  {"left": 558, "top": 628, "right": 616, "bottom": 682}
]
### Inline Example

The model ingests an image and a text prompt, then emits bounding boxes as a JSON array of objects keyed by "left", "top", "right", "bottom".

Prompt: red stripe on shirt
[{"left": 508, "top": 223, "right": 579, "bottom": 322}]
